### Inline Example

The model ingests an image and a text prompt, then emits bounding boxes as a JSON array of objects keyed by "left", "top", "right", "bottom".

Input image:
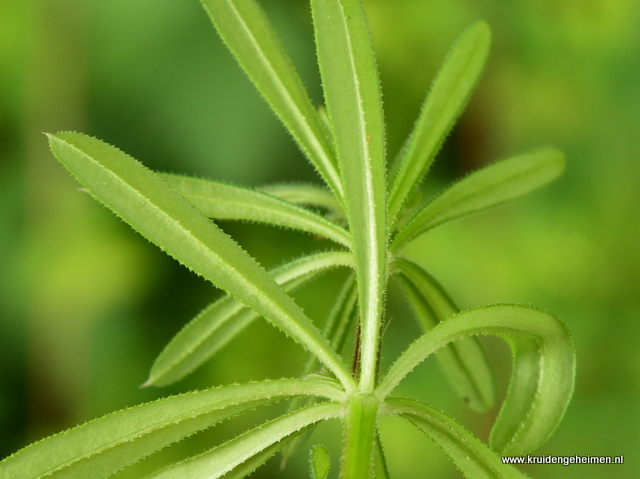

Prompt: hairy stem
[{"left": 340, "top": 393, "right": 378, "bottom": 478}]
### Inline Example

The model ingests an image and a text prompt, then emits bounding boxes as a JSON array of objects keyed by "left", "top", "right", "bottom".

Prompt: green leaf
[
  {"left": 259, "top": 183, "right": 343, "bottom": 216},
  {"left": 392, "top": 148, "right": 566, "bottom": 251},
  {"left": 385, "top": 398, "right": 529, "bottom": 479},
  {"left": 47, "top": 132, "right": 355, "bottom": 391},
  {"left": 260, "top": 182, "right": 347, "bottom": 225},
  {"left": 149, "top": 403, "right": 343, "bottom": 479},
  {"left": 372, "top": 431, "right": 390, "bottom": 479},
  {"left": 387, "top": 21, "right": 491, "bottom": 227},
  {"left": 377, "top": 304, "right": 576, "bottom": 455},
  {"left": 146, "top": 252, "right": 355, "bottom": 387},
  {"left": 310, "top": 445, "right": 331, "bottom": 479},
  {"left": 220, "top": 435, "right": 300, "bottom": 479},
  {"left": 312, "top": 0, "right": 386, "bottom": 392},
  {"left": 0, "top": 380, "right": 343, "bottom": 479},
  {"left": 160, "top": 174, "right": 351, "bottom": 248},
  {"left": 199, "top": 0, "right": 343, "bottom": 199},
  {"left": 394, "top": 259, "right": 495, "bottom": 412}
]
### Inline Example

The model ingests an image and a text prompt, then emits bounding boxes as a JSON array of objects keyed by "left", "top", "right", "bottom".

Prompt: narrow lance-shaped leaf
[
  {"left": 146, "top": 252, "right": 355, "bottom": 387},
  {"left": 218, "top": 434, "right": 300, "bottom": 479},
  {"left": 394, "top": 259, "right": 496, "bottom": 412},
  {"left": 260, "top": 182, "right": 342, "bottom": 212},
  {"left": 387, "top": 21, "right": 491, "bottom": 227},
  {"left": 0, "top": 380, "right": 344, "bottom": 479},
  {"left": 160, "top": 173, "right": 351, "bottom": 248},
  {"left": 310, "top": 445, "right": 331, "bottom": 479},
  {"left": 260, "top": 182, "right": 346, "bottom": 223},
  {"left": 149, "top": 403, "right": 344, "bottom": 479},
  {"left": 392, "top": 148, "right": 566, "bottom": 251},
  {"left": 385, "top": 398, "right": 529, "bottom": 479},
  {"left": 377, "top": 304, "right": 576, "bottom": 456},
  {"left": 372, "top": 431, "right": 390, "bottom": 479},
  {"left": 200, "top": 0, "right": 343, "bottom": 199},
  {"left": 48, "top": 132, "right": 355, "bottom": 391},
  {"left": 312, "top": 0, "right": 386, "bottom": 392}
]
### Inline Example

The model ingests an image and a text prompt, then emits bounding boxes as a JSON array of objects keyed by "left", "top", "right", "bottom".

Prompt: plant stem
[{"left": 340, "top": 393, "right": 378, "bottom": 478}]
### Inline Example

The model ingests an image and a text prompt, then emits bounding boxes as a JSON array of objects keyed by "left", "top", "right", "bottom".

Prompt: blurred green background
[{"left": 1, "top": 0, "right": 638, "bottom": 477}]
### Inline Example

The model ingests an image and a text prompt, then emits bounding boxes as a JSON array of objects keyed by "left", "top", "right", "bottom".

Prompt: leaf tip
[
  {"left": 534, "top": 146, "right": 567, "bottom": 179},
  {"left": 472, "top": 19, "right": 492, "bottom": 37},
  {"left": 310, "top": 444, "right": 331, "bottom": 479},
  {"left": 139, "top": 378, "right": 153, "bottom": 389},
  {"left": 465, "top": 20, "right": 492, "bottom": 49}
]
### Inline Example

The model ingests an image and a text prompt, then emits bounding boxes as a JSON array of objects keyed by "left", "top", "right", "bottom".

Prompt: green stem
[{"left": 340, "top": 393, "right": 378, "bottom": 478}]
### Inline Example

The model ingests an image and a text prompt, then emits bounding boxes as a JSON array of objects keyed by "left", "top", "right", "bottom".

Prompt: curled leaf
[{"left": 378, "top": 304, "right": 576, "bottom": 455}]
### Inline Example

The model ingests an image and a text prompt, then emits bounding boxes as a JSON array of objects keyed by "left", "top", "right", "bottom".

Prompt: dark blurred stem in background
[{"left": 23, "top": 0, "right": 89, "bottom": 441}]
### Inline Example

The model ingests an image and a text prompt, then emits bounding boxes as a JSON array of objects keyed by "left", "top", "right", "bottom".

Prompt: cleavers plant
[{"left": 0, "top": 0, "right": 575, "bottom": 478}]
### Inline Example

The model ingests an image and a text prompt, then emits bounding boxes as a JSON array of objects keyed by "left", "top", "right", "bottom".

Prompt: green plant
[{"left": 0, "top": 0, "right": 575, "bottom": 477}]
